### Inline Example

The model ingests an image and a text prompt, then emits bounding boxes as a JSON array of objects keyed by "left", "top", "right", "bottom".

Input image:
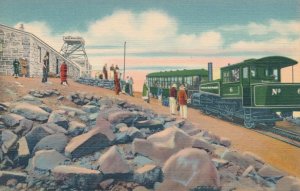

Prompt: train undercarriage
[{"left": 191, "top": 92, "right": 284, "bottom": 128}]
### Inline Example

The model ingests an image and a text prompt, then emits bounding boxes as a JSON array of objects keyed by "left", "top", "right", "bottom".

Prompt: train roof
[
  {"left": 147, "top": 69, "right": 208, "bottom": 77},
  {"left": 222, "top": 56, "right": 297, "bottom": 70}
]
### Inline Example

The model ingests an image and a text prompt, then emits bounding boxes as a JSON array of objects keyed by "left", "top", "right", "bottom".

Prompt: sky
[{"left": 0, "top": 0, "right": 300, "bottom": 90}]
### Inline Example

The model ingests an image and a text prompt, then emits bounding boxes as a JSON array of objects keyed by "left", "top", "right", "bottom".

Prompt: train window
[
  {"left": 251, "top": 67, "right": 256, "bottom": 77},
  {"left": 243, "top": 67, "right": 248, "bottom": 78},
  {"left": 193, "top": 76, "right": 200, "bottom": 85},
  {"left": 265, "top": 68, "right": 279, "bottom": 80},
  {"left": 230, "top": 68, "right": 240, "bottom": 82},
  {"left": 223, "top": 71, "right": 229, "bottom": 83}
]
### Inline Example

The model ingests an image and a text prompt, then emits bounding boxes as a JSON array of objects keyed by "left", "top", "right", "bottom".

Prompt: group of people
[
  {"left": 12, "top": 58, "right": 28, "bottom": 78},
  {"left": 101, "top": 64, "right": 120, "bottom": 80},
  {"left": 169, "top": 84, "right": 188, "bottom": 119},
  {"left": 12, "top": 52, "right": 69, "bottom": 86}
]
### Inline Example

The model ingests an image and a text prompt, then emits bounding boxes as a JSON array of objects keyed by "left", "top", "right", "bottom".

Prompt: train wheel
[{"left": 244, "top": 120, "right": 255, "bottom": 129}]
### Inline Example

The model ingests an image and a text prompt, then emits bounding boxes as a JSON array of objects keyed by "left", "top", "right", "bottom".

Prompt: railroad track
[{"left": 254, "top": 126, "right": 300, "bottom": 148}]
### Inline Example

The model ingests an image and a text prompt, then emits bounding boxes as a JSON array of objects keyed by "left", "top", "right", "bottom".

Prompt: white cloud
[{"left": 221, "top": 19, "right": 300, "bottom": 36}]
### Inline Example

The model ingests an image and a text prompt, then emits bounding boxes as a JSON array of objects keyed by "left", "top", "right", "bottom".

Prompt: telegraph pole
[
  {"left": 292, "top": 65, "right": 294, "bottom": 83},
  {"left": 123, "top": 41, "right": 126, "bottom": 80}
]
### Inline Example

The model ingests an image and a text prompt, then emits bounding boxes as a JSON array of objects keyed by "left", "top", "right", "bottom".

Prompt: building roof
[
  {"left": 222, "top": 56, "right": 297, "bottom": 70},
  {"left": 147, "top": 69, "right": 208, "bottom": 77}
]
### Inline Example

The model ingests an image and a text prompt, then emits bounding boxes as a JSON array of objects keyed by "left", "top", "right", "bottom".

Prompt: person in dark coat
[
  {"left": 42, "top": 52, "right": 49, "bottom": 83},
  {"left": 114, "top": 69, "right": 121, "bottom": 95},
  {"left": 169, "top": 84, "right": 177, "bottom": 115},
  {"left": 13, "top": 59, "right": 20, "bottom": 78},
  {"left": 60, "top": 61, "right": 69, "bottom": 85},
  {"left": 103, "top": 64, "right": 108, "bottom": 80}
]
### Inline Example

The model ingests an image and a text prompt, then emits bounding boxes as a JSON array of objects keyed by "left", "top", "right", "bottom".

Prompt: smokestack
[{"left": 208, "top": 62, "right": 213, "bottom": 81}]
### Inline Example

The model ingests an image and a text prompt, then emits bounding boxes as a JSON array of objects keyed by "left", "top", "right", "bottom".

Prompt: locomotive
[{"left": 191, "top": 56, "right": 300, "bottom": 128}]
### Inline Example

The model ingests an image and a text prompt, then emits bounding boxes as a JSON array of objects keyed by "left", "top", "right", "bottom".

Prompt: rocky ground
[{"left": 0, "top": 77, "right": 300, "bottom": 191}]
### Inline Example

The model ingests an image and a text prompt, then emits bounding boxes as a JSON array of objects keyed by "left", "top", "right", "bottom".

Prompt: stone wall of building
[{"left": 0, "top": 24, "right": 81, "bottom": 79}]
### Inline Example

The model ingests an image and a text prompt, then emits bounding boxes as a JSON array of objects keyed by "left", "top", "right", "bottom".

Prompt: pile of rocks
[
  {"left": 76, "top": 77, "right": 126, "bottom": 90},
  {"left": 0, "top": 91, "right": 299, "bottom": 191}
]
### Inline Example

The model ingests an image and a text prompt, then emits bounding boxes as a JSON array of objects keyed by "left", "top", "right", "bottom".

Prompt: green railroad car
[
  {"left": 191, "top": 56, "right": 300, "bottom": 128},
  {"left": 146, "top": 69, "right": 208, "bottom": 100}
]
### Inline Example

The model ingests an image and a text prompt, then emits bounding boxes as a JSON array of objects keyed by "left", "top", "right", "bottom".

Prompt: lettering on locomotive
[{"left": 272, "top": 88, "right": 281, "bottom": 96}]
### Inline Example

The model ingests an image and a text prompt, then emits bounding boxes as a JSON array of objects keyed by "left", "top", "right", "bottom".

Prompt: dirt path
[{"left": 0, "top": 76, "right": 299, "bottom": 177}]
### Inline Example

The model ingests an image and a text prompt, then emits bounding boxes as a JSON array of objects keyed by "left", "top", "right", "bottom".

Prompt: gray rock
[
  {"left": 212, "top": 158, "right": 229, "bottom": 169},
  {"left": 275, "top": 176, "right": 300, "bottom": 191},
  {"left": 127, "top": 127, "right": 145, "bottom": 140},
  {"left": 33, "top": 133, "right": 68, "bottom": 153},
  {"left": 0, "top": 113, "right": 24, "bottom": 127},
  {"left": 57, "top": 96, "right": 64, "bottom": 101},
  {"left": 68, "top": 121, "right": 85, "bottom": 136},
  {"left": 88, "top": 113, "right": 99, "bottom": 121},
  {"left": 133, "top": 155, "right": 155, "bottom": 168},
  {"left": 192, "top": 137, "right": 215, "bottom": 153},
  {"left": 133, "top": 164, "right": 163, "bottom": 188},
  {"left": 99, "top": 179, "right": 114, "bottom": 190},
  {"left": 0, "top": 121, "right": 5, "bottom": 129},
  {"left": 0, "top": 171, "right": 27, "bottom": 185},
  {"left": 108, "top": 111, "right": 138, "bottom": 125},
  {"left": 82, "top": 105, "right": 99, "bottom": 113},
  {"left": 12, "top": 103, "right": 50, "bottom": 122},
  {"left": 219, "top": 137, "right": 231, "bottom": 147},
  {"left": 97, "top": 145, "right": 131, "bottom": 175},
  {"left": 17, "top": 137, "right": 30, "bottom": 165},
  {"left": 160, "top": 148, "right": 220, "bottom": 190},
  {"left": 39, "top": 104, "right": 52, "bottom": 113},
  {"left": 59, "top": 106, "right": 87, "bottom": 116},
  {"left": 52, "top": 165, "right": 103, "bottom": 190},
  {"left": 20, "top": 94, "right": 43, "bottom": 105},
  {"left": 25, "top": 124, "right": 64, "bottom": 152},
  {"left": 14, "top": 118, "right": 34, "bottom": 135},
  {"left": 258, "top": 165, "right": 285, "bottom": 180},
  {"left": 114, "top": 132, "right": 131, "bottom": 144},
  {"left": 1, "top": 130, "right": 18, "bottom": 153},
  {"left": 29, "top": 150, "right": 70, "bottom": 171},
  {"left": 65, "top": 127, "right": 112, "bottom": 158},
  {"left": 47, "top": 111, "right": 69, "bottom": 129},
  {"left": 135, "top": 120, "right": 164, "bottom": 131}
]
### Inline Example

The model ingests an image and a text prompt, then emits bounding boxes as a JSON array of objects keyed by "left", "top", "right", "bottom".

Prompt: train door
[{"left": 242, "top": 66, "right": 251, "bottom": 106}]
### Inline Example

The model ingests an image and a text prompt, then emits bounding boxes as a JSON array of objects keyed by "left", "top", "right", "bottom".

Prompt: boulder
[
  {"left": 99, "top": 179, "right": 114, "bottom": 190},
  {"left": 97, "top": 146, "right": 131, "bottom": 175},
  {"left": 156, "top": 180, "right": 187, "bottom": 191},
  {"left": 33, "top": 133, "right": 68, "bottom": 153},
  {"left": 257, "top": 165, "right": 285, "bottom": 180},
  {"left": 48, "top": 111, "right": 69, "bottom": 129},
  {"left": 1, "top": 130, "right": 18, "bottom": 153},
  {"left": 0, "top": 171, "right": 27, "bottom": 185},
  {"left": 243, "top": 152, "right": 265, "bottom": 170},
  {"left": 275, "top": 176, "right": 300, "bottom": 191},
  {"left": 220, "top": 137, "right": 231, "bottom": 147},
  {"left": 82, "top": 105, "right": 99, "bottom": 113},
  {"left": 39, "top": 104, "right": 52, "bottom": 113},
  {"left": 133, "top": 164, "right": 163, "bottom": 188},
  {"left": 95, "top": 116, "right": 115, "bottom": 141},
  {"left": 65, "top": 127, "right": 112, "bottom": 158},
  {"left": 127, "top": 127, "right": 145, "bottom": 140},
  {"left": 108, "top": 111, "right": 138, "bottom": 125},
  {"left": 132, "top": 127, "right": 194, "bottom": 165},
  {"left": 20, "top": 94, "right": 43, "bottom": 105},
  {"left": 68, "top": 121, "right": 86, "bottom": 136},
  {"left": 17, "top": 137, "right": 30, "bottom": 165},
  {"left": 0, "top": 113, "right": 24, "bottom": 127},
  {"left": 161, "top": 148, "right": 220, "bottom": 190},
  {"left": 11, "top": 102, "right": 50, "bottom": 122},
  {"left": 192, "top": 137, "right": 215, "bottom": 153},
  {"left": 212, "top": 158, "right": 229, "bottom": 169},
  {"left": 52, "top": 165, "right": 103, "bottom": 190},
  {"left": 29, "top": 150, "right": 70, "bottom": 171},
  {"left": 14, "top": 118, "right": 34, "bottom": 135},
  {"left": 25, "top": 123, "right": 66, "bottom": 152},
  {"left": 59, "top": 106, "right": 86, "bottom": 116},
  {"left": 133, "top": 155, "right": 155, "bottom": 168},
  {"left": 134, "top": 119, "right": 164, "bottom": 130}
]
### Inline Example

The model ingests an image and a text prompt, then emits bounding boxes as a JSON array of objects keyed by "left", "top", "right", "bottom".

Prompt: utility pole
[{"left": 123, "top": 41, "right": 126, "bottom": 80}]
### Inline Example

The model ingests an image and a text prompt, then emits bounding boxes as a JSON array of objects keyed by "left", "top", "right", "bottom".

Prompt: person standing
[
  {"left": 114, "top": 69, "right": 121, "bottom": 95},
  {"left": 178, "top": 84, "right": 188, "bottom": 119},
  {"left": 169, "top": 84, "right": 177, "bottom": 115},
  {"left": 157, "top": 83, "right": 163, "bottom": 102},
  {"left": 20, "top": 58, "right": 28, "bottom": 77},
  {"left": 103, "top": 64, "right": 108, "bottom": 80},
  {"left": 12, "top": 58, "right": 20, "bottom": 78},
  {"left": 142, "top": 80, "right": 150, "bottom": 103},
  {"left": 115, "top": 65, "right": 120, "bottom": 77},
  {"left": 110, "top": 64, "right": 115, "bottom": 80},
  {"left": 129, "top": 77, "right": 134, "bottom": 96},
  {"left": 42, "top": 52, "right": 49, "bottom": 83},
  {"left": 60, "top": 61, "right": 69, "bottom": 85},
  {"left": 125, "top": 76, "right": 130, "bottom": 95}
]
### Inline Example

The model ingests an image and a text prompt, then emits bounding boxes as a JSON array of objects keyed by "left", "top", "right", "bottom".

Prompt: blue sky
[{"left": 0, "top": 0, "right": 299, "bottom": 69}]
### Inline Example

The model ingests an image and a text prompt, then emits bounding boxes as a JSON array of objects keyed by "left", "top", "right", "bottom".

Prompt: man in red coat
[
  {"left": 114, "top": 69, "right": 121, "bottom": 95},
  {"left": 177, "top": 84, "right": 188, "bottom": 119},
  {"left": 60, "top": 61, "right": 69, "bottom": 85}
]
